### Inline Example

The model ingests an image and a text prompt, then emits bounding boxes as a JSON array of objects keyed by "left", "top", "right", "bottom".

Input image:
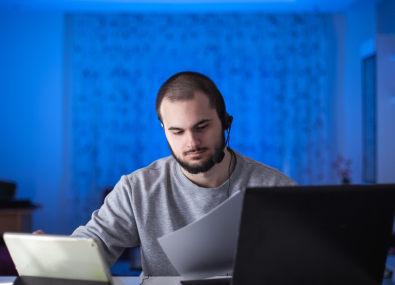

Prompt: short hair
[{"left": 156, "top": 71, "right": 225, "bottom": 126}]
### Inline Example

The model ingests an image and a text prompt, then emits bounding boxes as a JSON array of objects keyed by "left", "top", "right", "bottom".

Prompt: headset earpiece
[
  {"left": 213, "top": 98, "right": 233, "bottom": 164},
  {"left": 223, "top": 111, "right": 233, "bottom": 131}
]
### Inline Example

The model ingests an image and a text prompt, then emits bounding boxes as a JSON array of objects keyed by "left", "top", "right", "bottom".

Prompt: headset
[
  {"left": 212, "top": 94, "right": 233, "bottom": 164},
  {"left": 212, "top": 94, "right": 234, "bottom": 198}
]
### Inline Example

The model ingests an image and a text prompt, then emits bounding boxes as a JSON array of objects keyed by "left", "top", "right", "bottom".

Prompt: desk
[
  {"left": 0, "top": 277, "right": 140, "bottom": 285},
  {"left": 0, "top": 276, "right": 188, "bottom": 285},
  {"left": 1, "top": 276, "right": 395, "bottom": 285}
]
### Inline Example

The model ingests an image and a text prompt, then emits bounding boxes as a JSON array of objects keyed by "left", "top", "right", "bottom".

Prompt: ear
[{"left": 161, "top": 123, "right": 163, "bottom": 128}]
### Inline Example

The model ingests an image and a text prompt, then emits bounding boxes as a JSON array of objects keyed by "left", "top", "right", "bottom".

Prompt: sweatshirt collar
[{"left": 173, "top": 148, "right": 243, "bottom": 192}]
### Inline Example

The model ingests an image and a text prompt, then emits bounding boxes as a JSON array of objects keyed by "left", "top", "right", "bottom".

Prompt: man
[{"left": 35, "top": 71, "right": 296, "bottom": 276}]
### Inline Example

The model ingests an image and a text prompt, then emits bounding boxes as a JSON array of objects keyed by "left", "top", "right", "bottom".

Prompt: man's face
[{"left": 160, "top": 91, "right": 225, "bottom": 175}]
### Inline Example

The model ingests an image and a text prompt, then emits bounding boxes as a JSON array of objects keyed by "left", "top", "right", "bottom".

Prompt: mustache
[{"left": 183, "top": 147, "right": 208, "bottom": 156}]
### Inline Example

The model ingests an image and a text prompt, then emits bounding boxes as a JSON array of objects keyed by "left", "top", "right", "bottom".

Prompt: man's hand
[{"left": 32, "top": 230, "right": 45, "bottom": 235}]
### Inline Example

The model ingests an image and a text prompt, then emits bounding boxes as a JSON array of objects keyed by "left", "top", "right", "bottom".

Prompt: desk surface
[
  {"left": 0, "top": 276, "right": 188, "bottom": 285},
  {"left": 0, "top": 277, "right": 140, "bottom": 285},
  {"left": 1, "top": 276, "right": 394, "bottom": 285}
]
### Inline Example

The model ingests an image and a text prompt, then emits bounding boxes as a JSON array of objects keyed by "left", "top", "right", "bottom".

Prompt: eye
[
  {"left": 197, "top": 124, "right": 208, "bottom": 130},
  {"left": 173, "top": 131, "right": 184, "bottom": 135}
]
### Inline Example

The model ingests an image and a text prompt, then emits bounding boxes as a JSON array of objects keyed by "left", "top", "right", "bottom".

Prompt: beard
[{"left": 168, "top": 132, "right": 225, "bottom": 175}]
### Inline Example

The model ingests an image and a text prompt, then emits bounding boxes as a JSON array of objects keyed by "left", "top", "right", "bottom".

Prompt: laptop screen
[{"left": 232, "top": 185, "right": 395, "bottom": 285}]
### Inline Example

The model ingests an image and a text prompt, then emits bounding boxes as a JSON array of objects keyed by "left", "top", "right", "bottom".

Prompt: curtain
[{"left": 65, "top": 14, "right": 330, "bottom": 228}]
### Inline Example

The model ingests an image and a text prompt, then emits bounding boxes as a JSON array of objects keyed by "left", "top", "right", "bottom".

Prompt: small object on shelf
[{"left": 332, "top": 154, "right": 353, "bottom": 184}]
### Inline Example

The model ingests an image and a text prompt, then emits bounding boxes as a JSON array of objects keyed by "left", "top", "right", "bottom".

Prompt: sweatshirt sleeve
[{"left": 71, "top": 175, "right": 140, "bottom": 267}]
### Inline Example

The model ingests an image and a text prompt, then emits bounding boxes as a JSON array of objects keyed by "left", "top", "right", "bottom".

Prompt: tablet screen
[{"left": 4, "top": 233, "right": 112, "bottom": 284}]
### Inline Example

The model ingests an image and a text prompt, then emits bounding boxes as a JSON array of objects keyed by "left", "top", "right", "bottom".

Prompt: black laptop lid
[{"left": 232, "top": 185, "right": 395, "bottom": 285}]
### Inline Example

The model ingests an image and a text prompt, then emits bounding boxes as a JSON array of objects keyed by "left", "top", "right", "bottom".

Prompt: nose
[{"left": 185, "top": 131, "right": 200, "bottom": 149}]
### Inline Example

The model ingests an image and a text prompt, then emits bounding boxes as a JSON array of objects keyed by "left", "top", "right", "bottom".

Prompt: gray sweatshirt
[{"left": 72, "top": 149, "right": 296, "bottom": 276}]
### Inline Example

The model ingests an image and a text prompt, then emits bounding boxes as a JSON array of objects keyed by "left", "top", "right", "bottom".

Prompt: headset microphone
[{"left": 212, "top": 149, "right": 225, "bottom": 164}]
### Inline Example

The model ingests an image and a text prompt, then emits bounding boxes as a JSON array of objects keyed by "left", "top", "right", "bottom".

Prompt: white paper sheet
[{"left": 158, "top": 191, "right": 244, "bottom": 280}]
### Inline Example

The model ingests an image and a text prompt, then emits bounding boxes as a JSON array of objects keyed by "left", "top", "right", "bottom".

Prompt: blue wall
[
  {"left": 377, "top": 0, "right": 395, "bottom": 34},
  {"left": 0, "top": 12, "right": 64, "bottom": 233},
  {"left": 340, "top": 0, "right": 377, "bottom": 184}
]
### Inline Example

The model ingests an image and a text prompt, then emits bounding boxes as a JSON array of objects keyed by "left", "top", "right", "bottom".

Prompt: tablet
[{"left": 3, "top": 232, "right": 113, "bottom": 285}]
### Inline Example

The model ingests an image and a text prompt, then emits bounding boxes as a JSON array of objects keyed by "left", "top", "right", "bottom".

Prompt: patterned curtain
[{"left": 66, "top": 14, "right": 330, "bottom": 228}]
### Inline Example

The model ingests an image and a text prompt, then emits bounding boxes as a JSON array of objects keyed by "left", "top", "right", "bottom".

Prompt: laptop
[
  {"left": 182, "top": 184, "right": 395, "bottom": 285},
  {"left": 3, "top": 233, "right": 113, "bottom": 285}
]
